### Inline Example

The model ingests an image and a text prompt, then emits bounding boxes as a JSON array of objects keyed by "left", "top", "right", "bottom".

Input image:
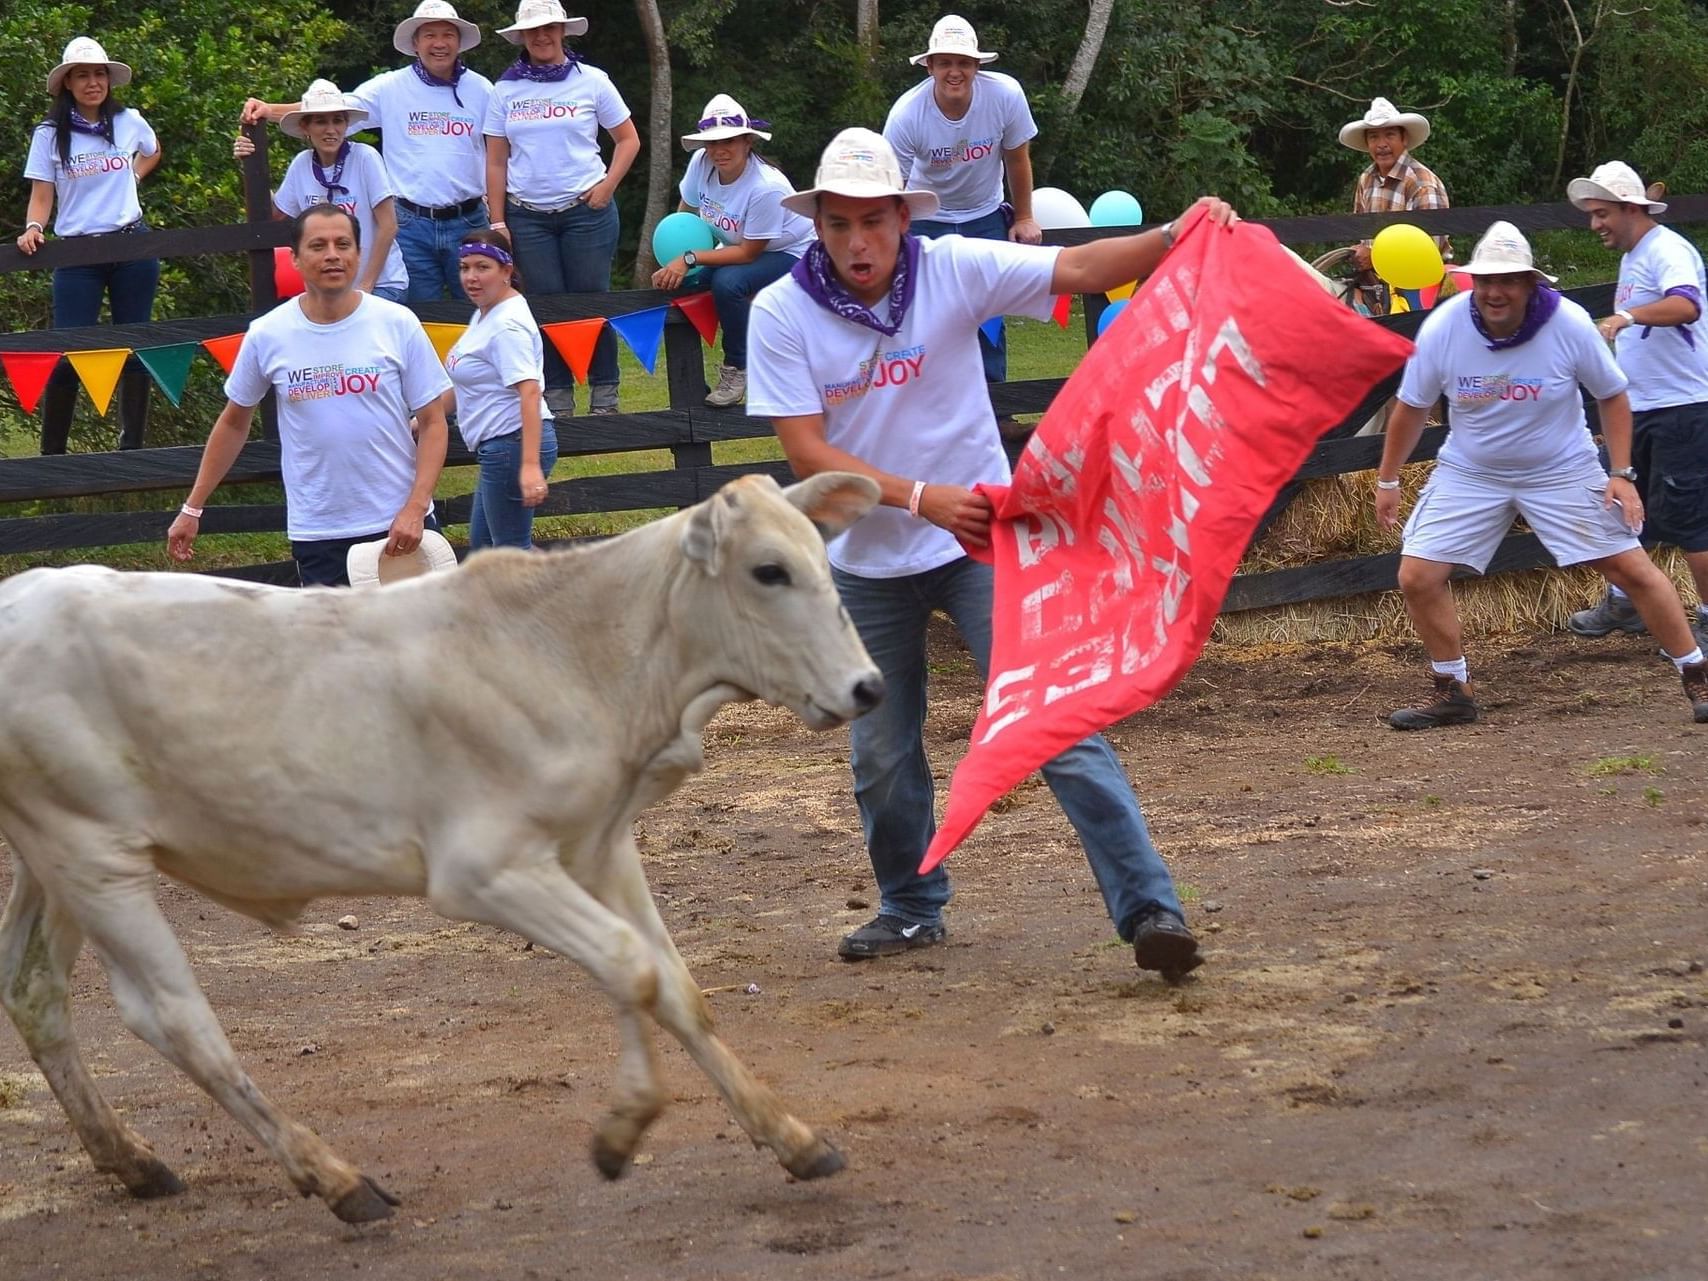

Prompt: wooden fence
[{"left": 0, "top": 182, "right": 1701, "bottom": 600}]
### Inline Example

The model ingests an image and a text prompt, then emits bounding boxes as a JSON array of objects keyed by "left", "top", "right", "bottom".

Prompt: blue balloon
[
  {"left": 1089, "top": 190, "right": 1144, "bottom": 227},
  {"left": 1096, "top": 299, "right": 1129, "bottom": 338},
  {"left": 652, "top": 211, "right": 717, "bottom": 269}
]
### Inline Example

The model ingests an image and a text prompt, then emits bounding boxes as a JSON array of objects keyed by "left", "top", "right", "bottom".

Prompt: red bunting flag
[
  {"left": 1051, "top": 293, "right": 1073, "bottom": 329},
  {"left": 201, "top": 332, "right": 247, "bottom": 375},
  {"left": 542, "top": 318, "right": 607, "bottom": 384},
  {"left": 0, "top": 352, "right": 64, "bottom": 414},
  {"left": 921, "top": 210, "right": 1416, "bottom": 872},
  {"left": 671, "top": 291, "right": 720, "bottom": 346}
]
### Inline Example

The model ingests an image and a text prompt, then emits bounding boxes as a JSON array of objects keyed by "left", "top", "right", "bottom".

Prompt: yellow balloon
[
  {"left": 1106, "top": 280, "right": 1137, "bottom": 302},
  {"left": 1370, "top": 223, "right": 1444, "bottom": 290}
]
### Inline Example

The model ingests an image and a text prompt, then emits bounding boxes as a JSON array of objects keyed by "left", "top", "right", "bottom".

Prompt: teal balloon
[
  {"left": 652, "top": 212, "right": 717, "bottom": 268},
  {"left": 1089, "top": 190, "right": 1144, "bottom": 227},
  {"left": 1096, "top": 299, "right": 1128, "bottom": 338}
]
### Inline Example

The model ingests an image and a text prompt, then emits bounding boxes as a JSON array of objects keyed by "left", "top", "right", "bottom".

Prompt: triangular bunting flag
[
  {"left": 978, "top": 316, "right": 1004, "bottom": 346},
  {"left": 671, "top": 292, "right": 720, "bottom": 347},
  {"left": 606, "top": 306, "right": 669, "bottom": 375},
  {"left": 66, "top": 348, "right": 132, "bottom": 417},
  {"left": 0, "top": 352, "right": 63, "bottom": 415},
  {"left": 133, "top": 342, "right": 199, "bottom": 408},
  {"left": 421, "top": 322, "right": 468, "bottom": 367},
  {"left": 542, "top": 318, "right": 606, "bottom": 384},
  {"left": 202, "top": 332, "right": 246, "bottom": 375},
  {"left": 1051, "top": 294, "right": 1072, "bottom": 329}
]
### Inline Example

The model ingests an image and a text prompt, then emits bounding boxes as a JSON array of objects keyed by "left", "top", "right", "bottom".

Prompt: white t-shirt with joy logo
[
  {"left": 446, "top": 294, "right": 549, "bottom": 450},
  {"left": 678, "top": 151, "right": 814, "bottom": 257},
  {"left": 1613, "top": 224, "right": 1708, "bottom": 411},
  {"left": 25, "top": 110, "right": 157, "bottom": 236},
  {"left": 883, "top": 72, "right": 1038, "bottom": 223},
  {"left": 483, "top": 66, "right": 630, "bottom": 208},
  {"left": 274, "top": 142, "right": 409, "bottom": 295},
  {"left": 348, "top": 65, "right": 495, "bottom": 208}
]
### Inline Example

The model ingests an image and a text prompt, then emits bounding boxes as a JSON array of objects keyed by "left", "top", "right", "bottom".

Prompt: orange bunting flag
[
  {"left": 671, "top": 292, "right": 720, "bottom": 347},
  {"left": 542, "top": 318, "right": 606, "bottom": 383},
  {"left": 0, "top": 352, "right": 64, "bottom": 415},
  {"left": 420, "top": 322, "right": 468, "bottom": 367},
  {"left": 1050, "top": 294, "right": 1073, "bottom": 329},
  {"left": 201, "top": 332, "right": 247, "bottom": 375},
  {"left": 65, "top": 348, "right": 133, "bottom": 416}
]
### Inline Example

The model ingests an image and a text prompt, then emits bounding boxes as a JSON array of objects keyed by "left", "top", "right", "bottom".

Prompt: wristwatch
[
  {"left": 1610, "top": 466, "right": 1639, "bottom": 482},
  {"left": 1159, "top": 220, "right": 1176, "bottom": 250},
  {"left": 682, "top": 250, "right": 698, "bottom": 269}
]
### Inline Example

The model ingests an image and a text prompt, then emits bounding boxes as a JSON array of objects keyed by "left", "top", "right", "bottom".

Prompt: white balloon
[{"left": 1031, "top": 186, "right": 1091, "bottom": 230}]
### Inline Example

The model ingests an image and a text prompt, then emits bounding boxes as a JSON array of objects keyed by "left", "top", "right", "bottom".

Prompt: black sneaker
[
  {"left": 1131, "top": 908, "right": 1202, "bottom": 982},
  {"left": 1567, "top": 589, "right": 1647, "bottom": 637},
  {"left": 1388, "top": 674, "right": 1478, "bottom": 730},
  {"left": 837, "top": 914, "right": 946, "bottom": 960},
  {"left": 1683, "top": 661, "right": 1708, "bottom": 724}
]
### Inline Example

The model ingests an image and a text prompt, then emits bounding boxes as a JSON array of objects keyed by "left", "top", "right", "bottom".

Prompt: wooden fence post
[
  {"left": 239, "top": 121, "right": 280, "bottom": 442},
  {"left": 663, "top": 314, "right": 713, "bottom": 498}
]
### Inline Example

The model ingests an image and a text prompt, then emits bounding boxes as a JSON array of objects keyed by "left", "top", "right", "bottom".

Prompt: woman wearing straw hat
[
  {"left": 483, "top": 0, "right": 639, "bottom": 419},
  {"left": 18, "top": 36, "right": 162, "bottom": 454},
  {"left": 1374, "top": 221, "right": 1708, "bottom": 728},
  {"left": 234, "top": 80, "right": 409, "bottom": 301},
  {"left": 651, "top": 94, "right": 814, "bottom": 408}
]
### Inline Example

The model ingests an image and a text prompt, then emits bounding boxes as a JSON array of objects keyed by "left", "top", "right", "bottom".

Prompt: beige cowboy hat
[
  {"left": 279, "top": 79, "right": 369, "bottom": 138},
  {"left": 47, "top": 37, "right": 132, "bottom": 97},
  {"left": 780, "top": 127, "right": 940, "bottom": 218},
  {"left": 910, "top": 14, "right": 998, "bottom": 66},
  {"left": 346, "top": 529, "right": 459, "bottom": 588},
  {"left": 1338, "top": 97, "right": 1430, "bottom": 152},
  {"left": 1566, "top": 161, "right": 1668, "bottom": 215},
  {"left": 393, "top": 0, "right": 481, "bottom": 55},
  {"left": 498, "top": 0, "right": 588, "bottom": 44},
  {"left": 681, "top": 94, "right": 772, "bottom": 150},
  {"left": 1457, "top": 221, "right": 1558, "bottom": 283}
]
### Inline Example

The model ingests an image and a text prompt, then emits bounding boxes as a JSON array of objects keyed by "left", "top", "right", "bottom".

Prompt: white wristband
[
  {"left": 907, "top": 480, "right": 926, "bottom": 518},
  {"left": 25, "top": 220, "right": 44, "bottom": 233},
  {"left": 489, "top": 221, "right": 508, "bottom": 231},
  {"left": 179, "top": 503, "right": 204, "bottom": 519},
  {"left": 1375, "top": 478, "right": 1401, "bottom": 491},
  {"left": 1616, "top": 309, "right": 1636, "bottom": 326}
]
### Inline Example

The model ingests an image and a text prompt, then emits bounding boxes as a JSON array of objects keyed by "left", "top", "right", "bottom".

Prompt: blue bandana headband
[{"left": 460, "top": 242, "right": 513, "bottom": 267}]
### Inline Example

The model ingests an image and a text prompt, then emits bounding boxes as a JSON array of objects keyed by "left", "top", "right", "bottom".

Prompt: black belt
[
  {"left": 396, "top": 196, "right": 484, "bottom": 220},
  {"left": 74, "top": 220, "right": 146, "bottom": 238}
]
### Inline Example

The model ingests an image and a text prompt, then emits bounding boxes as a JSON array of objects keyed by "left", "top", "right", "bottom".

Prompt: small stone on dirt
[
  {"left": 1202, "top": 899, "right": 1224, "bottom": 914},
  {"left": 1302, "top": 1226, "right": 1323, "bottom": 1239},
  {"left": 1041, "top": 1022, "right": 1056, "bottom": 1036},
  {"left": 1667, "top": 1017, "right": 1684, "bottom": 1029},
  {"left": 745, "top": 983, "right": 762, "bottom": 996},
  {"left": 1113, "top": 1210, "right": 1137, "bottom": 1224},
  {"left": 1471, "top": 869, "right": 1496, "bottom": 881},
  {"left": 846, "top": 897, "right": 870, "bottom": 910},
  {"left": 336, "top": 914, "right": 359, "bottom": 930},
  {"left": 298, "top": 1044, "right": 318, "bottom": 1056},
  {"left": 1689, "top": 961, "right": 1704, "bottom": 974},
  {"left": 1327, "top": 1202, "right": 1377, "bottom": 1220}
]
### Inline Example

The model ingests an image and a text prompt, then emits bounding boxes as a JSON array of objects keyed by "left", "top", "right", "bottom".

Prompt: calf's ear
[
  {"left": 681, "top": 485, "right": 735, "bottom": 573},
  {"left": 784, "top": 472, "right": 881, "bottom": 541}
]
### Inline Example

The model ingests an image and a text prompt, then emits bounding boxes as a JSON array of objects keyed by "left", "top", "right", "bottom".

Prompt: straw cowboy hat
[
  {"left": 279, "top": 80, "right": 369, "bottom": 138},
  {"left": 680, "top": 94, "right": 772, "bottom": 151},
  {"left": 1338, "top": 97, "right": 1431, "bottom": 152},
  {"left": 498, "top": 0, "right": 588, "bottom": 44},
  {"left": 780, "top": 128, "right": 941, "bottom": 218},
  {"left": 1566, "top": 161, "right": 1669, "bottom": 215},
  {"left": 346, "top": 529, "right": 459, "bottom": 588},
  {"left": 393, "top": 0, "right": 481, "bottom": 55},
  {"left": 909, "top": 15, "right": 998, "bottom": 66},
  {"left": 1458, "top": 221, "right": 1558, "bottom": 283},
  {"left": 47, "top": 37, "right": 132, "bottom": 97}
]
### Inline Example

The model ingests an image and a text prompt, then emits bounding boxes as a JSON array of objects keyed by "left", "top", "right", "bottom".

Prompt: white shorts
[{"left": 1401, "top": 461, "right": 1641, "bottom": 572}]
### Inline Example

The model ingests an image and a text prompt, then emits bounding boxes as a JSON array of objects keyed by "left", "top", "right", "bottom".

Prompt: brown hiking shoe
[
  {"left": 1683, "top": 662, "right": 1708, "bottom": 724},
  {"left": 1388, "top": 674, "right": 1479, "bottom": 730}
]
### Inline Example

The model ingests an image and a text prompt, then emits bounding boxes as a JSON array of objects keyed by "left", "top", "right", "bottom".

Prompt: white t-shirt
[
  {"left": 883, "top": 72, "right": 1038, "bottom": 222},
  {"left": 225, "top": 295, "right": 451, "bottom": 541},
  {"left": 446, "top": 294, "right": 549, "bottom": 449},
  {"left": 24, "top": 110, "right": 157, "bottom": 236},
  {"left": 1398, "top": 293, "right": 1628, "bottom": 479},
  {"left": 748, "top": 236, "right": 1059, "bottom": 577},
  {"left": 483, "top": 66, "right": 630, "bottom": 207},
  {"left": 678, "top": 151, "right": 814, "bottom": 257},
  {"left": 274, "top": 143, "right": 409, "bottom": 295},
  {"left": 1614, "top": 224, "right": 1708, "bottom": 411},
  {"left": 348, "top": 65, "right": 494, "bottom": 207}
]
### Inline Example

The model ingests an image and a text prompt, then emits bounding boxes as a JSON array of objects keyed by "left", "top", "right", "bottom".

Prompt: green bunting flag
[{"left": 133, "top": 343, "right": 201, "bottom": 408}]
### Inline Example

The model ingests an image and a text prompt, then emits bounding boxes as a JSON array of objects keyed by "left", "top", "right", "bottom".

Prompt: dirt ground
[{"left": 2, "top": 623, "right": 1705, "bottom": 1280}]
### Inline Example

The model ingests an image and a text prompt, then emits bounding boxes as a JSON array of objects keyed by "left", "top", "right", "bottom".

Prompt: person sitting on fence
[
  {"left": 17, "top": 36, "right": 162, "bottom": 454},
  {"left": 483, "top": 0, "right": 639, "bottom": 419},
  {"left": 1374, "top": 221, "right": 1708, "bottom": 728},
  {"left": 650, "top": 94, "right": 814, "bottom": 409},
  {"left": 240, "top": 1, "right": 494, "bottom": 304},
  {"left": 1341, "top": 96, "right": 1450, "bottom": 311},
  {"left": 233, "top": 80, "right": 409, "bottom": 302},
  {"left": 441, "top": 228, "right": 558, "bottom": 551},
  {"left": 167, "top": 206, "right": 451, "bottom": 588},
  {"left": 1562, "top": 161, "right": 1708, "bottom": 653},
  {"left": 748, "top": 126, "right": 1239, "bottom": 977}
]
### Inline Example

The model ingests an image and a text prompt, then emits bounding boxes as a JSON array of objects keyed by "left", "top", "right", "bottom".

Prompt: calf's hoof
[
  {"left": 591, "top": 1135, "right": 632, "bottom": 1182},
  {"left": 124, "top": 1156, "right": 187, "bottom": 1199},
  {"left": 783, "top": 1139, "right": 845, "bottom": 1181},
  {"left": 330, "top": 1175, "right": 401, "bottom": 1223}
]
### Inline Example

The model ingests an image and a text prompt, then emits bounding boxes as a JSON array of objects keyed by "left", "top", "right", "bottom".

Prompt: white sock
[
  {"left": 1609, "top": 584, "right": 1629, "bottom": 601},
  {"left": 1667, "top": 647, "right": 1705, "bottom": 671},
  {"left": 1430, "top": 657, "right": 1470, "bottom": 684}
]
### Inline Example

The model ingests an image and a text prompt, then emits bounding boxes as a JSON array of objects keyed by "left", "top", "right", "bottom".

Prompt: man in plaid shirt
[{"left": 1341, "top": 97, "right": 1449, "bottom": 274}]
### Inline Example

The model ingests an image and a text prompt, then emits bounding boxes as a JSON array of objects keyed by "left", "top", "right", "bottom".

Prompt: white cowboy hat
[
  {"left": 1458, "top": 221, "right": 1558, "bottom": 283},
  {"left": 1566, "top": 160, "right": 1668, "bottom": 215},
  {"left": 279, "top": 79, "right": 369, "bottom": 138},
  {"left": 680, "top": 94, "right": 772, "bottom": 150},
  {"left": 346, "top": 529, "right": 459, "bottom": 588},
  {"left": 47, "top": 37, "right": 132, "bottom": 97},
  {"left": 393, "top": 0, "right": 481, "bottom": 55},
  {"left": 780, "top": 127, "right": 941, "bottom": 218},
  {"left": 909, "top": 15, "right": 998, "bottom": 66},
  {"left": 1338, "top": 97, "right": 1431, "bottom": 152},
  {"left": 498, "top": 0, "right": 588, "bottom": 44}
]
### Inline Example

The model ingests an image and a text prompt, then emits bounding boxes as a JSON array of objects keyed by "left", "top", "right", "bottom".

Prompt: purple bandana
[
  {"left": 1469, "top": 284, "right": 1560, "bottom": 350},
  {"left": 1652, "top": 285, "right": 1703, "bottom": 349},
  {"left": 311, "top": 140, "right": 352, "bottom": 203},
  {"left": 790, "top": 235, "right": 920, "bottom": 337},
  {"left": 696, "top": 112, "right": 770, "bottom": 132},
  {"left": 68, "top": 108, "right": 113, "bottom": 144},
  {"left": 411, "top": 57, "right": 468, "bottom": 108},
  {"left": 459, "top": 242, "right": 513, "bottom": 267},
  {"left": 499, "top": 52, "right": 582, "bottom": 83}
]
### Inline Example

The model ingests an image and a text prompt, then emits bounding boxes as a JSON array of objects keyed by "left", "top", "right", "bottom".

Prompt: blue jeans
[
  {"left": 707, "top": 251, "right": 796, "bottom": 369},
  {"left": 506, "top": 197, "right": 620, "bottom": 396},
  {"left": 468, "top": 423, "right": 560, "bottom": 551},
  {"left": 45, "top": 249, "right": 160, "bottom": 452},
  {"left": 910, "top": 209, "right": 1008, "bottom": 383},
  {"left": 395, "top": 203, "right": 487, "bottom": 303},
  {"left": 832, "top": 556, "right": 1182, "bottom": 936},
  {"left": 371, "top": 284, "right": 408, "bottom": 303}
]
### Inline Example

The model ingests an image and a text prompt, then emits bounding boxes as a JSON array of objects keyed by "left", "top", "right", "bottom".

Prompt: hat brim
[
  {"left": 393, "top": 17, "right": 482, "bottom": 55},
  {"left": 680, "top": 126, "right": 771, "bottom": 150},
  {"left": 1566, "top": 177, "right": 1667, "bottom": 215},
  {"left": 499, "top": 16, "right": 589, "bottom": 42},
  {"left": 1338, "top": 115, "right": 1430, "bottom": 153},
  {"left": 346, "top": 529, "right": 459, "bottom": 588},
  {"left": 908, "top": 48, "right": 998, "bottom": 66},
  {"left": 1458, "top": 260, "right": 1559, "bottom": 284},
  {"left": 47, "top": 60, "right": 133, "bottom": 97},
  {"left": 780, "top": 184, "right": 939, "bottom": 219},
  {"left": 279, "top": 105, "right": 371, "bottom": 138}
]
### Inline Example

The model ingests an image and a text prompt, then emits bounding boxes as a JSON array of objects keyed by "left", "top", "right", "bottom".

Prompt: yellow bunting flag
[
  {"left": 1105, "top": 280, "right": 1137, "bottom": 302},
  {"left": 542, "top": 319, "right": 607, "bottom": 384},
  {"left": 65, "top": 348, "right": 133, "bottom": 417},
  {"left": 421, "top": 322, "right": 469, "bottom": 367}
]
